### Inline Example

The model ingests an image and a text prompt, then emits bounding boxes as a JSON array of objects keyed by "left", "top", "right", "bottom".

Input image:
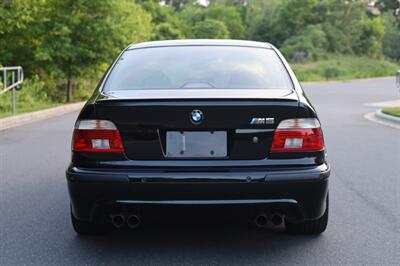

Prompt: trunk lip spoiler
[{"left": 96, "top": 88, "right": 298, "bottom": 101}]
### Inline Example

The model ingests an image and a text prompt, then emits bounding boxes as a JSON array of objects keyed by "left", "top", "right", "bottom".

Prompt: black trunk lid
[{"left": 94, "top": 90, "right": 300, "bottom": 160}]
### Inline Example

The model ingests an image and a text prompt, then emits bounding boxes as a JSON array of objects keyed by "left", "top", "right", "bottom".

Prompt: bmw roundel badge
[{"left": 190, "top": 109, "right": 204, "bottom": 124}]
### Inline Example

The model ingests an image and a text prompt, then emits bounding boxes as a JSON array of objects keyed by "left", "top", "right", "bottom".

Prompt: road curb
[
  {"left": 0, "top": 102, "right": 85, "bottom": 131},
  {"left": 375, "top": 109, "right": 400, "bottom": 123},
  {"left": 364, "top": 111, "right": 400, "bottom": 129}
]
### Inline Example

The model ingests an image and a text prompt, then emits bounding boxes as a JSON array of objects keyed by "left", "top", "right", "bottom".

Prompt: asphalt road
[{"left": 1, "top": 77, "right": 399, "bottom": 265}]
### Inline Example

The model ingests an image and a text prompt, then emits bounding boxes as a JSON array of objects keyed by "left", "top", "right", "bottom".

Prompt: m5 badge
[{"left": 250, "top": 117, "right": 275, "bottom": 125}]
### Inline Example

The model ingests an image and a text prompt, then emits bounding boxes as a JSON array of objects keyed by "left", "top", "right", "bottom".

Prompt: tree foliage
[
  {"left": 193, "top": 18, "right": 229, "bottom": 39},
  {"left": 0, "top": 0, "right": 398, "bottom": 104},
  {"left": 141, "top": 0, "right": 183, "bottom": 40},
  {"left": 382, "top": 12, "right": 400, "bottom": 60},
  {"left": 249, "top": 0, "right": 388, "bottom": 61},
  {"left": 203, "top": 4, "right": 245, "bottom": 39},
  {"left": 177, "top": 3, "right": 244, "bottom": 39},
  {"left": 280, "top": 25, "right": 328, "bottom": 61},
  {"left": 1, "top": 0, "right": 152, "bottom": 102},
  {"left": 0, "top": 0, "right": 45, "bottom": 74}
]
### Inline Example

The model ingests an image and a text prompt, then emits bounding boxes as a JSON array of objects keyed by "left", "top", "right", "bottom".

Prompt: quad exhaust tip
[
  {"left": 126, "top": 214, "right": 141, "bottom": 229},
  {"left": 255, "top": 212, "right": 284, "bottom": 227},
  {"left": 111, "top": 214, "right": 125, "bottom": 228},
  {"left": 271, "top": 213, "right": 283, "bottom": 226},
  {"left": 111, "top": 214, "right": 141, "bottom": 229},
  {"left": 255, "top": 213, "right": 269, "bottom": 227}
]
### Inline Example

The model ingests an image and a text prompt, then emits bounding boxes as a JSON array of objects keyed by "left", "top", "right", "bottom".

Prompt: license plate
[{"left": 166, "top": 131, "right": 227, "bottom": 158}]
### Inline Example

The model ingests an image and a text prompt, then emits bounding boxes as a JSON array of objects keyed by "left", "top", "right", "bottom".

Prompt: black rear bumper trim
[{"left": 67, "top": 163, "right": 330, "bottom": 183}]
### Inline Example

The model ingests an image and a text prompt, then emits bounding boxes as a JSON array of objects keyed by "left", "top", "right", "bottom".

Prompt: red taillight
[
  {"left": 270, "top": 118, "right": 324, "bottom": 152},
  {"left": 72, "top": 120, "right": 124, "bottom": 153}
]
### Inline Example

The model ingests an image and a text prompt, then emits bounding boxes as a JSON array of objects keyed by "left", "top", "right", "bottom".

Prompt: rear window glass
[{"left": 103, "top": 46, "right": 292, "bottom": 91}]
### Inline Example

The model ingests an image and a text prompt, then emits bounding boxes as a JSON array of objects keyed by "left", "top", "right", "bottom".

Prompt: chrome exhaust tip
[
  {"left": 255, "top": 213, "right": 269, "bottom": 227},
  {"left": 111, "top": 214, "right": 125, "bottom": 228},
  {"left": 126, "top": 214, "right": 141, "bottom": 229}
]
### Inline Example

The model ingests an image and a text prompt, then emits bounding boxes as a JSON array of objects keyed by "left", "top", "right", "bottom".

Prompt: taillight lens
[
  {"left": 270, "top": 118, "right": 324, "bottom": 152},
  {"left": 72, "top": 120, "right": 124, "bottom": 152}
]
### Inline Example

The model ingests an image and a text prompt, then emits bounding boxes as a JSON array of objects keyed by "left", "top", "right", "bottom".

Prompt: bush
[
  {"left": 382, "top": 13, "right": 400, "bottom": 61},
  {"left": 281, "top": 25, "right": 328, "bottom": 62},
  {"left": 353, "top": 18, "right": 384, "bottom": 58},
  {"left": 192, "top": 19, "right": 229, "bottom": 39},
  {"left": 0, "top": 76, "right": 51, "bottom": 113},
  {"left": 323, "top": 67, "right": 342, "bottom": 79}
]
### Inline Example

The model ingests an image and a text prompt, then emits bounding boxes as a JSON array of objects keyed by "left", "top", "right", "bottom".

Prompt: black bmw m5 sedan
[{"left": 67, "top": 40, "right": 330, "bottom": 235}]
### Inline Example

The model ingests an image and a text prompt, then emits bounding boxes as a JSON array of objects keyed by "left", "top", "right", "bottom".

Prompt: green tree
[
  {"left": 281, "top": 24, "right": 328, "bottom": 61},
  {"left": 204, "top": 4, "right": 245, "bottom": 39},
  {"left": 141, "top": 0, "right": 176, "bottom": 24},
  {"left": 245, "top": 0, "right": 281, "bottom": 40},
  {"left": 178, "top": 3, "right": 244, "bottom": 39},
  {"left": 192, "top": 18, "right": 229, "bottom": 39},
  {"left": 353, "top": 18, "right": 384, "bottom": 58},
  {"left": 0, "top": 0, "right": 45, "bottom": 74},
  {"left": 320, "top": 0, "right": 370, "bottom": 54},
  {"left": 382, "top": 12, "right": 400, "bottom": 60},
  {"left": 177, "top": 5, "right": 207, "bottom": 37},
  {"left": 35, "top": 0, "right": 152, "bottom": 102},
  {"left": 140, "top": 0, "right": 184, "bottom": 40},
  {"left": 255, "top": 0, "right": 323, "bottom": 46},
  {"left": 249, "top": 0, "right": 385, "bottom": 58},
  {"left": 163, "top": 0, "right": 192, "bottom": 11},
  {"left": 154, "top": 22, "right": 184, "bottom": 40}
]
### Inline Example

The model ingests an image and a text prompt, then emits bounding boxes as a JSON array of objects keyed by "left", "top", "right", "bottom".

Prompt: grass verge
[
  {"left": 382, "top": 107, "right": 400, "bottom": 117},
  {"left": 0, "top": 102, "right": 61, "bottom": 119},
  {"left": 291, "top": 54, "right": 400, "bottom": 82}
]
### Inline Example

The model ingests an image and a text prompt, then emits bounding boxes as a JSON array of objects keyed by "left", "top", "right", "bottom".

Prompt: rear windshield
[{"left": 103, "top": 46, "right": 292, "bottom": 91}]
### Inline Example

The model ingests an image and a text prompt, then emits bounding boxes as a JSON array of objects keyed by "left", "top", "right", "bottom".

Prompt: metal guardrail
[{"left": 0, "top": 66, "right": 24, "bottom": 114}]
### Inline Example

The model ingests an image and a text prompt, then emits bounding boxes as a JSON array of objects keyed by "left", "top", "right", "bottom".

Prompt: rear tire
[
  {"left": 70, "top": 208, "right": 108, "bottom": 235},
  {"left": 286, "top": 194, "right": 329, "bottom": 235}
]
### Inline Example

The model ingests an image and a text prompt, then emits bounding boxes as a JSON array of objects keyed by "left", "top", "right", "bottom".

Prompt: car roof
[{"left": 127, "top": 39, "right": 273, "bottom": 50}]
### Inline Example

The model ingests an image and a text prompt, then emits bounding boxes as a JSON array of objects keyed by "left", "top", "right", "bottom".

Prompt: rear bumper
[{"left": 67, "top": 163, "right": 330, "bottom": 223}]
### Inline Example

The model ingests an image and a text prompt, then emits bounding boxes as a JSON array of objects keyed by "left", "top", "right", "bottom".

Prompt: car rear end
[{"left": 66, "top": 40, "right": 330, "bottom": 234}]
